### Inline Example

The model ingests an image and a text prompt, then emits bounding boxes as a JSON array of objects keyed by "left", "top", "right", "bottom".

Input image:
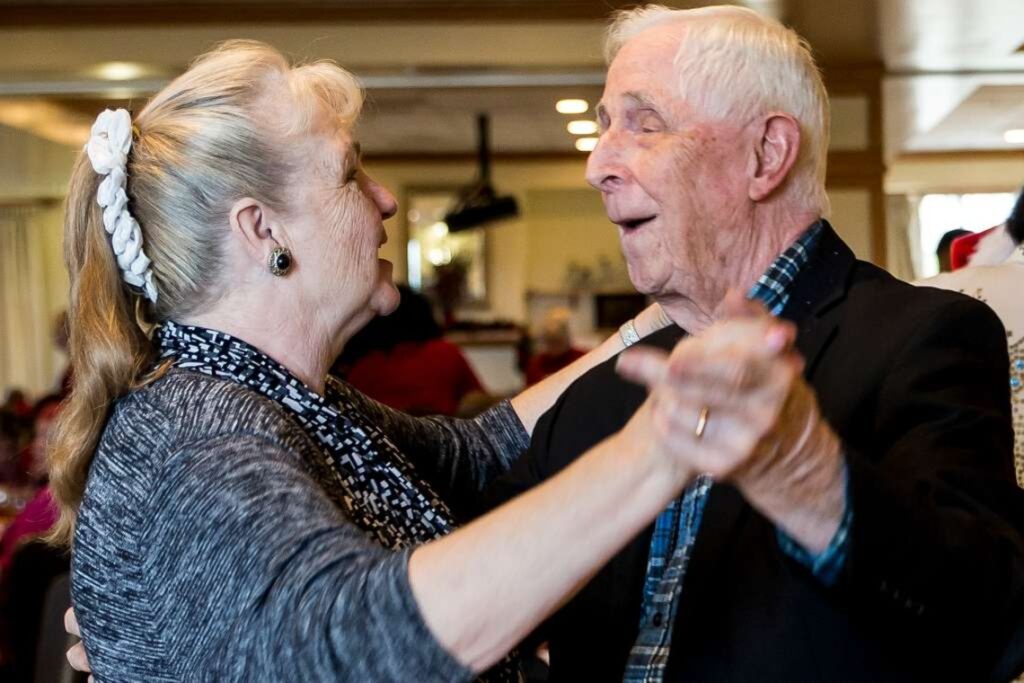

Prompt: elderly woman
[{"left": 51, "top": 41, "right": 800, "bottom": 681}]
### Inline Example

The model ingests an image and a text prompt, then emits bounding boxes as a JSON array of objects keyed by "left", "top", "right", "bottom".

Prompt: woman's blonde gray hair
[
  {"left": 605, "top": 4, "right": 831, "bottom": 217},
  {"left": 49, "top": 40, "right": 364, "bottom": 544}
]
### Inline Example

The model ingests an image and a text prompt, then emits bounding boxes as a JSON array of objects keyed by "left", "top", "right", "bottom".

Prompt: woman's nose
[{"left": 370, "top": 178, "right": 398, "bottom": 220}]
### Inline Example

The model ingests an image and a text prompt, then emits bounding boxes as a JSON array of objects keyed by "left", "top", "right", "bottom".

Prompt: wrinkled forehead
[
  {"left": 601, "top": 25, "right": 685, "bottom": 111},
  {"left": 305, "top": 126, "right": 361, "bottom": 179}
]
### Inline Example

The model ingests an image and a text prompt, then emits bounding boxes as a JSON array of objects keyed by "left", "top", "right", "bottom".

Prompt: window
[{"left": 916, "top": 192, "right": 1017, "bottom": 278}]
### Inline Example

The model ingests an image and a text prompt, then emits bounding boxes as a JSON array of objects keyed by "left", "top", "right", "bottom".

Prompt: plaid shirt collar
[{"left": 747, "top": 220, "right": 824, "bottom": 315}]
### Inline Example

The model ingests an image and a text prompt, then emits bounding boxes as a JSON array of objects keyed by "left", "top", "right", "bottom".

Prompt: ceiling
[{"left": 0, "top": 0, "right": 1022, "bottom": 158}]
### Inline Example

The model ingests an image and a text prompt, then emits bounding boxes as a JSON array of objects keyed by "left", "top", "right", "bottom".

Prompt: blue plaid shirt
[{"left": 623, "top": 222, "right": 853, "bottom": 682}]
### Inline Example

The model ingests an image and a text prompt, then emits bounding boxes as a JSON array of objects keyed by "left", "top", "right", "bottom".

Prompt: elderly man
[{"left": 492, "top": 4, "right": 1024, "bottom": 681}]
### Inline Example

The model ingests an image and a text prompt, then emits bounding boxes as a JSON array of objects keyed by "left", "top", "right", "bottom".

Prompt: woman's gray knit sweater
[{"left": 71, "top": 369, "right": 529, "bottom": 681}]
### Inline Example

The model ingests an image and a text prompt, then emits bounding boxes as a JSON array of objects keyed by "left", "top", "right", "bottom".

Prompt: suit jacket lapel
[{"left": 782, "top": 221, "right": 857, "bottom": 377}]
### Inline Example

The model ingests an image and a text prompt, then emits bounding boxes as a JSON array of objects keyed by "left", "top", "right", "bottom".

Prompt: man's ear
[
  {"left": 229, "top": 198, "right": 281, "bottom": 269},
  {"left": 748, "top": 114, "right": 802, "bottom": 202}
]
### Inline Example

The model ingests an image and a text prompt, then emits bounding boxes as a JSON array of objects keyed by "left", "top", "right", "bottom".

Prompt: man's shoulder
[{"left": 846, "top": 258, "right": 1004, "bottom": 335}]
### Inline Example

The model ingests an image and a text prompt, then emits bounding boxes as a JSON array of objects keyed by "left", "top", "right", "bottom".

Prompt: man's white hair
[{"left": 605, "top": 4, "right": 830, "bottom": 217}]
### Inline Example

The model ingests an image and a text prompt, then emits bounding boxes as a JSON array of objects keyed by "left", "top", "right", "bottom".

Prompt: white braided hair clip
[{"left": 85, "top": 109, "right": 158, "bottom": 303}]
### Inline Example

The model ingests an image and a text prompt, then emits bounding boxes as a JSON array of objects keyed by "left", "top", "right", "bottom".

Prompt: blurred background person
[
  {"left": 1, "top": 396, "right": 61, "bottom": 572},
  {"left": 524, "top": 308, "right": 586, "bottom": 386},
  {"left": 0, "top": 391, "right": 32, "bottom": 422},
  {"left": 336, "top": 284, "right": 490, "bottom": 416},
  {"left": 920, "top": 187, "right": 1024, "bottom": 486},
  {"left": 0, "top": 411, "right": 26, "bottom": 486},
  {"left": 935, "top": 228, "right": 972, "bottom": 273},
  {"left": 0, "top": 397, "right": 63, "bottom": 683}
]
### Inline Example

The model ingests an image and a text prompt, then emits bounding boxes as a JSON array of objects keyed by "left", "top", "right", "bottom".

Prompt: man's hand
[
  {"left": 616, "top": 298, "right": 801, "bottom": 489},
  {"left": 618, "top": 291, "right": 846, "bottom": 554},
  {"left": 64, "top": 607, "right": 93, "bottom": 682}
]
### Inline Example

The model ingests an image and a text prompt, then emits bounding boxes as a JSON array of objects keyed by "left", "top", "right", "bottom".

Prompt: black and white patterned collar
[{"left": 155, "top": 320, "right": 456, "bottom": 550}]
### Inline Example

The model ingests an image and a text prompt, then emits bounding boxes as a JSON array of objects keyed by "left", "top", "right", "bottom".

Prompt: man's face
[{"left": 586, "top": 25, "right": 752, "bottom": 304}]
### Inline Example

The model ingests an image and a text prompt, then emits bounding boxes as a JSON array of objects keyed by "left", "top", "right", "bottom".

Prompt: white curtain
[{"left": 0, "top": 204, "right": 64, "bottom": 398}]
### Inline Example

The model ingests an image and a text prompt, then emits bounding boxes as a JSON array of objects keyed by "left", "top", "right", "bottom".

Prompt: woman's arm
[
  {"left": 333, "top": 303, "right": 672, "bottom": 503},
  {"left": 140, "top": 434, "right": 472, "bottom": 681},
  {"left": 333, "top": 382, "right": 527, "bottom": 508},
  {"left": 409, "top": 410, "right": 687, "bottom": 672},
  {"left": 511, "top": 302, "right": 672, "bottom": 434}
]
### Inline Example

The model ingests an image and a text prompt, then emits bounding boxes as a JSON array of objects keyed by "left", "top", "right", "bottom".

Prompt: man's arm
[
  {"left": 743, "top": 295, "right": 1023, "bottom": 666},
  {"left": 838, "top": 298, "right": 1024, "bottom": 654}
]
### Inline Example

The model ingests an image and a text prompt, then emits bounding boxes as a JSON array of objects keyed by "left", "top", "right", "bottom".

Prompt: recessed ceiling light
[
  {"left": 94, "top": 62, "right": 148, "bottom": 81},
  {"left": 575, "top": 137, "right": 598, "bottom": 152},
  {"left": 567, "top": 120, "right": 598, "bottom": 135},
  {"left": 556, "top": 99, "right": 589, "bottom": 115},
  {"left": 1004, "top": 129, "right": 1024, "bottom": 144}
]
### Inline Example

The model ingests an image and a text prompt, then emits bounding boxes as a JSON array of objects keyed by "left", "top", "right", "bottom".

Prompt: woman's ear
[
  {"left": 229, "top": 198, "right": 281, "bottom": 269},
  {"left": 748, "top": 113, "right": 802, "bottom": 202}
]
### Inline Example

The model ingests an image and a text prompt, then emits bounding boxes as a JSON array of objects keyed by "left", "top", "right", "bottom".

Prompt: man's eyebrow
[{"left": 624, "top": 91, "right": 658, "bottom": 110}]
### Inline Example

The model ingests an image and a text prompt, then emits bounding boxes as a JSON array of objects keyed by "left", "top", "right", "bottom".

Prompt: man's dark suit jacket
[{"left": 489, "top": 225, "right": 1024, "bottom": 681}]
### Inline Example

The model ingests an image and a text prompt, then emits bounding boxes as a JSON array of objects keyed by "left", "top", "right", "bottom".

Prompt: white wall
[
  {"left": 0, "top": 124, "right": 73, "bottom": 396},
  {"left": 0, "top": 123, "right": 76, "bottom": 202}
]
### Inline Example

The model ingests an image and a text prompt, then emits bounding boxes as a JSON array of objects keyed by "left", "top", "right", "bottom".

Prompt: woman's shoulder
[
  {"left": 112, "top": 368, "right": 310, "bottom": 451},
  {"left": 73, "top": 370, "right": 323, "bottom": 681},
  {"left": 86, "top": 368, "right": 315, "bottom": 510}
]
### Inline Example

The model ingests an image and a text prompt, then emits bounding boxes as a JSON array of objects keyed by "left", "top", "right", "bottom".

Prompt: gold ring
[{"left": 694, "top": 406, "right": 710, "bottom": 439}]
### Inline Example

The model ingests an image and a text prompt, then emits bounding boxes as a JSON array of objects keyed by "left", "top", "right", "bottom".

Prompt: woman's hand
[{"left": 64, "top": 607, "right": 93, "bottom": 681}]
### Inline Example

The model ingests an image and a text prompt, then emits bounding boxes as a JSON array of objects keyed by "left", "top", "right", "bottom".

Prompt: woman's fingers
[
  {"left": 615, "top": 346, "right": 670, "bottom": 388},
  {"left": 722, "top": 289, "right": 767, "bottom": 319},
  {"left": 67, "top": 641, "right": 91, "bottom": 673},
  {"left": 665, "top": 318, "right": 796, "bottom": 379},
  {"left": 64, "top": 608, "right": 92, "bottom": 673},
  {"left": 64, "top": 607, "right": 80, "bottom": 637}
]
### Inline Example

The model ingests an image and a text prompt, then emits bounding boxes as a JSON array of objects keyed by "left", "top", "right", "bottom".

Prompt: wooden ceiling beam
[{"left": 0, "top": 2, "right": 624, "bottom": 27}]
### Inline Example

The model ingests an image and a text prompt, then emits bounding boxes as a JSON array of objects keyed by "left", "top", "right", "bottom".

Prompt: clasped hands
[{"left": 617, "top": 292, "right": 846, "bottom": 555}]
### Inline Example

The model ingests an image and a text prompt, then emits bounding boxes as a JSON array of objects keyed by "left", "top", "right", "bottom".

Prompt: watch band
[{"left": 619, "top": 318, "right": 641, "bottom": 347}]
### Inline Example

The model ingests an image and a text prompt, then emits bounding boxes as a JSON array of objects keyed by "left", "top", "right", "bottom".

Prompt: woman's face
[{"left": 286, "top": 123, "right": 400, "bottom": 333}]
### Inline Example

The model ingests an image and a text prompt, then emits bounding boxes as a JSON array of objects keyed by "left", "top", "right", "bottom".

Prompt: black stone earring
[{"left": 268, "top": 247, "right": 293, "bottom": 276}]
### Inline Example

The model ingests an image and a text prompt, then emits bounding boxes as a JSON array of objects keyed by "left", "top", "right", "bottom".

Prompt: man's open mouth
[{"left": 618, "top": 216, "right": 657, "bottom": 230}]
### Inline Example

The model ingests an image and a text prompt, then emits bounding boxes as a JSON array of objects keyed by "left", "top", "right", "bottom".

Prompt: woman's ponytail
[{"left": 47, "top": 155, "right": 155, "bottom": 545}]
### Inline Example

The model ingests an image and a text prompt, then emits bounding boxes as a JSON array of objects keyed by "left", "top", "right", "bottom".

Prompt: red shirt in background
[
  {"left": 525, "top": 347, "right": 586, "bottom": 386},
  {"left": 345, "top": 339, "right": 484, "bottom": 416},
  {"left": 0, "top": 486, "right": 57, "bottom": 574}
]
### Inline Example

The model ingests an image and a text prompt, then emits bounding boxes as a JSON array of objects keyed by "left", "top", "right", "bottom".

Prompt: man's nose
[{"left": 584, "top": 132, "right": 625, "bottom": 192}]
